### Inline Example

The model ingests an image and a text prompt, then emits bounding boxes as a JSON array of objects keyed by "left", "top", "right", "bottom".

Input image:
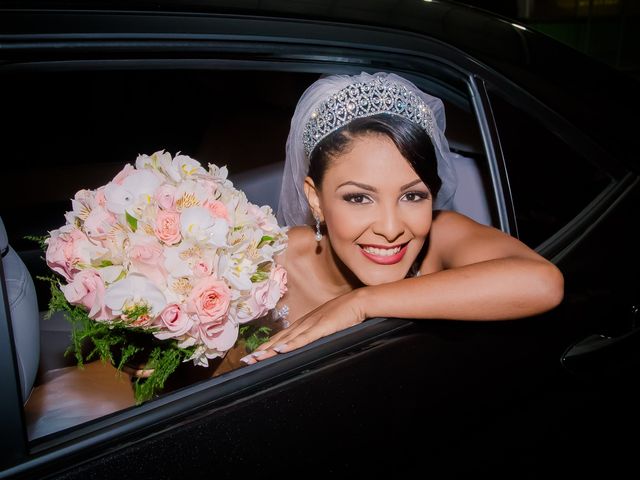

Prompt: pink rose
[
  {"left": 155, "top": 184, "right": 177, "bottom": 211},
  {"left": 46, "top": 228, "right": 94, "bottom": 281},
  {"left": 203, "top": 200, "right": 230, "bottom": 222},
  {"left": 154, "top": 304, "right": 194, "bottom": 339},
  {"left": 243, "top": 276, "right": 282, "bottom": 322},
  {"left": 193, "top": 260, "right": 212, "bottom": 278},
  {"left": 60, "top": 269, "right": 116, "bottom": 321},
  {"left": 198, "top": 319, "right": 238, "bottom": 352},
  {"left": 113, "top": 164, "right": 136, "bottom": 185},
  {"left": 126, "top": 237, "right": 168, "bottom": 286},
  {"left": 270, "top": 264, "right": 288, "bottom": 297},
  {"left": 154, "top": 210, "right": 181, "bottom": 245},
  {"left": 84, "top": 206, "right": 116, "bottom": 239},
  {"left": 186, "top": 277, "right": 231, "bottom": 324}
]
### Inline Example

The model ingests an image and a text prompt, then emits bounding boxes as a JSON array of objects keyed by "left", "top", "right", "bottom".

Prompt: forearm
[{"left": 357, "top": 257, "right": 564, "bottom": 321}]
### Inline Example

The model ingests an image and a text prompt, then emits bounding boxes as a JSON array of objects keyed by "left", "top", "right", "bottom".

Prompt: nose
[{"left": 371, "top": 203, "right": 405, "bottom": 243}]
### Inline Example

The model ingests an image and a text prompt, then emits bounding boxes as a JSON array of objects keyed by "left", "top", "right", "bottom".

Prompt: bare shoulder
[
  {"left": 428, "top": 210, "right": 539, "bottom": 268},
  {"left": 430, "top": 210, "right": 497, "bottom": 243}
]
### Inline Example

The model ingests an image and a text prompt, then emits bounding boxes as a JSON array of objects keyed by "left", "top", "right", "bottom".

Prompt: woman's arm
[
  {"left": 363, "top": 210, "right": 564, "bottom": 321},
  {"left": 245, "top": 211, "right": 563, "bottom": 363}
]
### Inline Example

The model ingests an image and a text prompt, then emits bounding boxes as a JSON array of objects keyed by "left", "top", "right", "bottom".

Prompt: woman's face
[{"left": 307, "top": 133, "right": 433, "bottom": 286}]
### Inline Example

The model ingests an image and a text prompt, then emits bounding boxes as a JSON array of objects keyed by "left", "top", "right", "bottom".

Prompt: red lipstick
[{"left": 358, "top": 243, "right": 408, "bottom": 265}]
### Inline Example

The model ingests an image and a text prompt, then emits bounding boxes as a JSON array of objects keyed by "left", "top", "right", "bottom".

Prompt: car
[{"left": 1, "top": 1, "right": 639, "bottom": 478}]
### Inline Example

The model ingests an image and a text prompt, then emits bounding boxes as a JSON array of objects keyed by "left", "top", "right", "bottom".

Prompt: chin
[{"left": 353, "top": 266, "right": 412, "bottom": 286}]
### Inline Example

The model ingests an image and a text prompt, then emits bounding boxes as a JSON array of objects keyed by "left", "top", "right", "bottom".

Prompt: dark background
[{"left": 459, "top": 0, "right": 640, "bottom": 80}]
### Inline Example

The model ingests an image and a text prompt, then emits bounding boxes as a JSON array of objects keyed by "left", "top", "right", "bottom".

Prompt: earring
[{"left": 314, "top": 214, "right": 322, "bottom": 242}]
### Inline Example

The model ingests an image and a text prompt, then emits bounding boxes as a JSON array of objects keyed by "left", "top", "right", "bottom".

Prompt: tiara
[{"left": 302, "top": 76, "right": 435, "bottom": 158}]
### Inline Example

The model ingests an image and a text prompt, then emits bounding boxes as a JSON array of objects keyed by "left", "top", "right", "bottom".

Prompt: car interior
[{"left": 1, "top": 67, "right": 494, "bottom": 441}]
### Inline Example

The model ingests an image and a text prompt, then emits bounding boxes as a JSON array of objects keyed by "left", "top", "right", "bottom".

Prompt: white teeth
[{"left": 362, "top": 245, "right": 402, "bottom": 256}]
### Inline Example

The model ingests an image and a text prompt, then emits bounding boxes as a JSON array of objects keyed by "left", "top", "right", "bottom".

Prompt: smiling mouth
[{"left": 358, "top": 243, "right": 409, "bottom": 265}]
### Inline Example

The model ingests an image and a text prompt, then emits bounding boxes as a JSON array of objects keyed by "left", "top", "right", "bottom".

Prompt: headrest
[{"left": 0, "top": 216, "right": 8, "bottom": 256}]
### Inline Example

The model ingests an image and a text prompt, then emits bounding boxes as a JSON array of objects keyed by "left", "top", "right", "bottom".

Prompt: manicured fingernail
[
  {"left": 240, "top": 355, "right": 255, "bottom": 364},
  {"left": 273, "top": 343, "right": 288, "bottom": 353},
  {"left": 251, "top": 350, "right": 267, "bottom": 357},
  {"left": 282, "top": 320, "right": 290, "bottom": 328}
]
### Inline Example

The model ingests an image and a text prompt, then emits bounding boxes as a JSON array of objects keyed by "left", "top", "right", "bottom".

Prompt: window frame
[{"left": 479, "top": 75, "right": 631, "bottom": 260}]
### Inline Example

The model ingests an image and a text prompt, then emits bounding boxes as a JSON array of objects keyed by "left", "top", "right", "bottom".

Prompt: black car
[{"left": 1, "top": 1, "right": 638, "bottom": 478}]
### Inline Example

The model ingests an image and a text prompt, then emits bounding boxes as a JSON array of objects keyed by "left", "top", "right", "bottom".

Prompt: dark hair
[{"left": 307, "top": 113, "right": 441, "bottom": 199}]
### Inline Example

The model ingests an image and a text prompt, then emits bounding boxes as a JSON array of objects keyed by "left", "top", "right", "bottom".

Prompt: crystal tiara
[{"left": 302, "top": 76, "right": 436, "bottom": 158}]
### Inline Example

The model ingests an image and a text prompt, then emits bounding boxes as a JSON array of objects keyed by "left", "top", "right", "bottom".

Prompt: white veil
[{"left": 277, "top": 71, "right": 458, "bottom": 227}]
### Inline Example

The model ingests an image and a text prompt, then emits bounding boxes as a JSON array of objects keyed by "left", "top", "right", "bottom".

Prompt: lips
[{"left": 358, "top": 243, "right": 409, "bottom": 265}]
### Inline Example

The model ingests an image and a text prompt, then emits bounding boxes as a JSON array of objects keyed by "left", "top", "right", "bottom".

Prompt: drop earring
[{"left": 314, "top": 214, "right": 322, "bottom": 242}]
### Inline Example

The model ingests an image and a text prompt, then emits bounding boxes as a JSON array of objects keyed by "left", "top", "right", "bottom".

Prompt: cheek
[
  {"left": 322, "top": 204, "right": 368, "bottom": 241},
  {"left": 410, "top": 208, "right": 433, "bottom": 238}
]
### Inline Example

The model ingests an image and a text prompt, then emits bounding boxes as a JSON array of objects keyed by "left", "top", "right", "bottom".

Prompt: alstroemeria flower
[
  {"left": 135, "top": 150, "right": 172, "bottom": 171},
  {"left": 160, "top": 153, "right": 206, "bottom": 182},
  {"left": 220, "top": 255, "right": 254, "bottom": 292}
]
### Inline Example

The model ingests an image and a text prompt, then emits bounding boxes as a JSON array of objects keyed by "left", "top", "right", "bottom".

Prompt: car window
[
  {"left": 486, "top": 88, "right": 612, "bottom": 247},
  {"left": 1, "top": 67, "right": 489, "bottom": 442}
]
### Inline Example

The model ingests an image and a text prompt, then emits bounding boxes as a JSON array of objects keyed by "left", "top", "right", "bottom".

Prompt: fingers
[{"left": 240, "top": 348, "right": 278, "bottom": 365}]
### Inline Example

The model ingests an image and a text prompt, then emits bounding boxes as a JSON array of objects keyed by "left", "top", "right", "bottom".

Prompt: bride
[{"left": 241, "top": 71, "right": 564, "bottom": 365}]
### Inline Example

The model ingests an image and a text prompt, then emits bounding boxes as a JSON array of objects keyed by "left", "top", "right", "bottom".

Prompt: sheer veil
[{"left": 277, "top": 71, "right": 458, "bottom": 227}]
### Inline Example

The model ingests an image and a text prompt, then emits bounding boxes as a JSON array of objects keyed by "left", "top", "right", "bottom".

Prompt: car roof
[{"left": 1, "top": 0, "right": 638, "bottom": 170}]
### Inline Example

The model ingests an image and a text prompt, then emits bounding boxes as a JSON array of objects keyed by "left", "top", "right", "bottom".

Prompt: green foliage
[
  {"left": 250, "top": 271, "right": 269, "bottom": 283},
  {"left": 24, "top": 234, "right": 48, "bottom": 250},
  {"left": 132, "top": 347, "right": 186, "bottom": 405},
  {"left": 125, "top": 211, "right": 138, "bottom": 232},
  {"left": 39, "top": 276, "right": 195, "bottom": 404},
  {"left": 258, "top": 235, "right": 274, "bottom": 247},
  {"left": 239, "top": 324, "right": 271, "bottom": 353}
]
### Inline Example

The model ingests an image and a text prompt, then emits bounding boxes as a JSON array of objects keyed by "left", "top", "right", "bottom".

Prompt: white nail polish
[
  {"left": 273, "top": 343, "right": 287, "bottom": 353},
  {"left": 251, "top": 350, "right": 267, "bottom": 357}
]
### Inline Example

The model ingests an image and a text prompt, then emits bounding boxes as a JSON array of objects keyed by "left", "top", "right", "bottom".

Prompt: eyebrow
[{"left": 335, "top": 179, "right": 425, "bottom": 192}]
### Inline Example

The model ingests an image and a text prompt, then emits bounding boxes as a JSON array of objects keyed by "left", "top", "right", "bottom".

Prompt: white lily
[
  {"left": 99, "top": 264, "right": 124, "bottom": 284},
  {"left": 104, "top": 170, "right": 162, "bottom": 215},
  {"left": 104, "top": 273, "right": 167, "bottom": 317},
  {"left": 180, "top": 207, "right": 229, "bottom": 247}
]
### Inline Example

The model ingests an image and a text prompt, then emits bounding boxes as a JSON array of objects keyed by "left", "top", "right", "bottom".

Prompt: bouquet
[{"left": 42, "top": 150, "right": 288, "bottom": 403}]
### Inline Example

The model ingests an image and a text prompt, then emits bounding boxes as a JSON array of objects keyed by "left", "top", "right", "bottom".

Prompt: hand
[{"left": 240, "top": 290, "right": 365, "bottom": 364}]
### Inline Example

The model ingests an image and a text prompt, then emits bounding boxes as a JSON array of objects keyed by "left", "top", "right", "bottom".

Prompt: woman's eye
[
  {"left": 343, "top": 193, "right": 372, "bottom": 204},
  {"left": 402, "top": 191, "right": 429, "bottom": 202}
]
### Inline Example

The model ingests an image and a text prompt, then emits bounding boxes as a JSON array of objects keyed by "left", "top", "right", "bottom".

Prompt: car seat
[{"left": 0, "top": 215, "right": 40, "bottom": 404}]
